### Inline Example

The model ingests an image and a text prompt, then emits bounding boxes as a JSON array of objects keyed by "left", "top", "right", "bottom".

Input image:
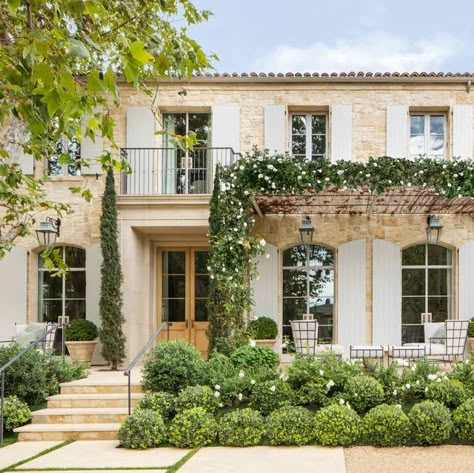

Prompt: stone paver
[
  {"left": 19, "top": 440, "right": 189, "bottom": 469},
  {"left": 179, "top": 446, "right": 346, "bottom": 473},
  {"left": 0, "top": 441, "right": 60, "bottom": 469}
]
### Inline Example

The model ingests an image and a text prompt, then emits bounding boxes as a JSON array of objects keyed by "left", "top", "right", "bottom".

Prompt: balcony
[{"left": 119, "top": 147, "right": 238, "bottom": 195}]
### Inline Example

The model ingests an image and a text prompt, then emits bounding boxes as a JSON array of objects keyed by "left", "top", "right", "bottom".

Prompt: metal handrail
[
  {"left": 123, "top": 322, "right": 172, "bottom": 415},
  {"left": 0, "top": 324, "right": 58, "bottom": 445}
]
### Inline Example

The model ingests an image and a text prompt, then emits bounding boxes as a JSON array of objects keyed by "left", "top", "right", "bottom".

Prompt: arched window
[
  {"left": 282, "top": 244, "right": 335, "bottom": 344},
  {"left": 402, "top": 244, "right": 452, "bottom": 343},
  {"left": 38, "top": 246, "right": 86, "bottom": 323}
]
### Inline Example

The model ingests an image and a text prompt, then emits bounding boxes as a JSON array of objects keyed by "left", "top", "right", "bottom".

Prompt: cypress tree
[{"left": 99, "top": 169, "right": 126, "bottom": 369}]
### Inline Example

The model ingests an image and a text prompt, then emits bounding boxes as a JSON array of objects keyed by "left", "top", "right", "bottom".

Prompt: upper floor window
[
  {"left": 410, "top": 114, "right": 446, "bottom": 159},
  {"left": 290, "top": 114, "right": 327, "bottom": 160},
  {"left": 163, "top": 113, "right": 211, "bottom": 147},
  {"left": 48, "top": 136, "right": 81, "bottom": 176}
]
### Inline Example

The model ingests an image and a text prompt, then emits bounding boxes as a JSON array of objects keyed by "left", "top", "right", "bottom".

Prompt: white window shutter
[
  {"left": 452, "top": 105, "right": 473, "bottom": 159},
  {"left": 18, "top": 129, "right": 34, "bottom": 175},
  {"left": 337, "top": 240, "right": 366, "bottom": 348},
  {"left": 330, "top": 104, "right": 352, "bottom": 161},
  {"left": 0, "top": 247, "right": 27, "bottom": 339},
  {"left": 264, "top": 104, "right": 287, "bottom": 154},
  {"left": 386, "top": 105, "right": 409, "bottom": 159},
  {"left": 459, "top": 241, "right": 474, "bottom": 319},
  {"left": 126, "top": 106, "right": 155, "bottom": 148},
  {"left": 252, "top": 243, "right": 278, "bottom": 322},
  {"left": 211, "top": 104, "right": 240, "bottom": 154},
  {"left": 372, "top": 240, "right": 402, "bottom": 344},
  {"left": 81, "top": 107, "right": 104, "bottom": 175}
]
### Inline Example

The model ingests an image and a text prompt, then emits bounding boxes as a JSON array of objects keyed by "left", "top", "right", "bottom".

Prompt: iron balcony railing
[{"left": 120, "top": 147, "right": 239, "bottom": 196}]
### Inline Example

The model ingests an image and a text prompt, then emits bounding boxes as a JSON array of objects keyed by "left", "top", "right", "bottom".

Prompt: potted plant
[
  {"left": 65, "top": 319, "right": 99, "bottom": 364},
  {"left": 467, "top": 318, "right": 474, "bottom": 355},
  {"left": 248, "top": 316, "right": 278, "bottom": 350}
]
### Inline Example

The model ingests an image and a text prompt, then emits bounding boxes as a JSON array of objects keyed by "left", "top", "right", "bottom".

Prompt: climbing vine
[{"left": 207, "top": 148, "right": 474, "bottom": 353}]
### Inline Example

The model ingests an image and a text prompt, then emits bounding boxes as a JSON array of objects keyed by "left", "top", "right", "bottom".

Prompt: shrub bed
[
  {"left": 452, "top": 398, "right": 474, "bottom": 442},
  {"left": 2, "top": 396, "right": 32, "bottom": 431},
  {"left": 266, "top": 406, "right": 314, "bottom": 446},
  {"left": 175, "top": 385, "right": 218, "bottom": 413},
  {"left": 343, "top": 375, "right": 385, "bottom": 413},
  {"left": 230, "top": 344, "right": 279, "bottom": 370},
  {"left": 138, "top": 392, "right": 175, "bottom": 419},
  {"left": 426, "top": 379, "right": 467, "bottom": 408},
  {"left": 168, "top": 407, "right": 217, "bottom": 447},
  {"left": 118, "top": 409, "right": 166, "bottom": 449},
  {"left": 408, "top": 400, "right": 452, "bottom": 445},
  {"left": 249, "top": 379, "right": 294, "bottom": 415}
]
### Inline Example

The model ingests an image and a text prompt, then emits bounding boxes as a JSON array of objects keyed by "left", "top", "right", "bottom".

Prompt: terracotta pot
[
  {"left": 66, "top": 340, "right": 98, "bottom": 363},
  {"left": 255, "top": 339, "right": 276, "bottom": 350}
]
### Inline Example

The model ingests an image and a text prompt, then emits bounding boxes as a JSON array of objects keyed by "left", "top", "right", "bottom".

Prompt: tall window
[
  {"left": 282, "top": 245, "right": 334, "bottom": 346},
  {"left": 38, "top": 246, "right": 86, "bottom": 323},
  {"left": 401, "top": 244, "right": 452, "bottom": 343},
  {"left": 410, "top": 114, "right": 446, "bottom": 159},
  {"left": 290, "top": 114, "right": 327, "bottom": 160},
  {"left": 48, "top": 136, "right": 81, "bottom": 176}
]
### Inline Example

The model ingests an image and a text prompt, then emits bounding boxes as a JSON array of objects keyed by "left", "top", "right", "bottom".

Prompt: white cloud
[{"left": 254, "top": 33, "right": 461, "bottom": 72}]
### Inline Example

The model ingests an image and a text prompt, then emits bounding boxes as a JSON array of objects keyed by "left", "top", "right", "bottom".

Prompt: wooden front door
[{"left": 157, "top": 248, "right": 210, "bottom": 357}]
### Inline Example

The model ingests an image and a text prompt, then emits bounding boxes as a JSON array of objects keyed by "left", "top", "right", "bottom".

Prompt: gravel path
[{"left": 345, "top": 445, "right": 474, "bottom": 473}]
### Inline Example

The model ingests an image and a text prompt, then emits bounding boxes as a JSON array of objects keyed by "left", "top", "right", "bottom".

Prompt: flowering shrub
[
  {"left": 452, "top": 399, "right": 474, "bottom": 442},
  {"left": 248, "top": 316, "right": 278, "bottom": 340},
  {"left": 218, "top": 408, "right": 265, "bottom": 446},
  {"left": 142, "top": 340, "right": 205, "bottom": 393},
  {"left": 168, "top": 407, "right": 217, "bottom": 447},
  {"left": 266, "top": 406, "right": 314, "bottom": 446},
  {"left": 138, "top": 392, "right": 175, "bottom": 419},
  {"left": 296, "top": 380, "right": 329, "bottom": 407},
  {"left": 343, "top": 375, "right": 384, "bottom": 413},
  {"left": 426, "top": 379, "right": 467, "bottom": 408},
  {"left": 249, "top": 379, "right": 294, "bottom": 415},
  {"left": 175, "top": 385, "right": 218, "bottom": 413},
  {"left": 397, "top": 360, "right": 441, "bottom": 402},
  {"left": 408, "top": 401, "right": 452, "bottom": 445},
  {"left": 362, "top": 404, "right": 411, "bottom": 446},
  {"left": 118, "top": 409, "right": 166, "bottom": 449},
  {"left": 230, "top": 344, "right": 279, "bottom": 370},
  {"left": 2, "top": 396, "right": 31, "bottom": 431},
  {"left": 449, "top": 360, "right": 474, "bottom": 396},
  {"left": 314, "top": 404, "right": 361, "bottom": 446}
]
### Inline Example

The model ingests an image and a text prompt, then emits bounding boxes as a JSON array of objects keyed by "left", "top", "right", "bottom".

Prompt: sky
[{"left": 190, "top": 0, "right": 473, "bottom": 73}]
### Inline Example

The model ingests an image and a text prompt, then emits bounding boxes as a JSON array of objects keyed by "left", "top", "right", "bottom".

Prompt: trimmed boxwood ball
[
  {"left": 249, "top": 379, "right": 294, "bottom": 415},
  {"left": 408, "top": 400, "right": 452, "bottom": 445},
  {"left": 343, "top": 375, "right": 384, "bottom": 413},
  {"left": 297, "top": 380, "right": 329, "bottom": 407},
  {"left": 452, "top": 398, "right": 474, "bottom": 442},
  {"left": 175, "top": 385, "right": 218, "bottom": 413},
  {"left": 230, "top": 344, "right": 279, "bottom": 370},
  {"left": 426, "top": 379, "right": 467, "bottom": 408},
  {"left": 266, "top": 406, "right": 314, "bottom": 446},
  {"left": 248, "top": 317, "right": 278, "bottom": 340},
  {"left": 118, "top": 409, "right": 166, "bottom": 449},
  {"left": 2, "top": 396, "right": 32, "bottom": 431},
  {"left": 142, "top": 340, "right": 205, "bottom": 393},
  {"left": 362, "top": 404, "right": 411, "bottom": 446},
  {"left": 65, "top": 319, "right": 98, "bottom": 341},
  {"left": 168, "top": 407, "right": 217, "bottom": 448},
  {"left": 138, "top": 392, "right": 175, "bottom": 419},
  {"left": 314, "top": 404, "right": 361, "bottom": 446},
  {"left": 218, "top": 408, "right": 265, "bottom": 446}
]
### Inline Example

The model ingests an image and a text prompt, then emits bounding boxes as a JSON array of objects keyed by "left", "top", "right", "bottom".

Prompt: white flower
[
  {"left": 326, "top": 380, "right": 335, "bottom": 391},
  {"left": 244, "top": 190, "right": 249, "bottom": 196},
  {"left": 214, "top": 384, "right": 221, "bottom": 391},
  {"left": 337, "top": 170, "right": 344, "bottom": 175},
  {"left": 249, "top": 339, "right": 257, "bottom": 348},
  {"left": 258, "top": 173, "right": 263, "bottom": 178},
  {"left": 265, "top": 253, "right": 270, "bottom": 259},
  {"left": 339, "top": 399, "right": 345, "bottom": 405},
  {"left": 427, "top": 374, "right": 438, "bottom": 381},
  {"left": 396, "top": 404, "right": 402, "bottom": 409},
  {"left": 239, "top": 370, "right": 245, "bottom": 378},
  {"left": 354, "top": 393, "right": 358, "bottom": 397},
  {"left": 393, "top": 389, "right": 398, "bottom": 396},
  {"left": 259, "top": 239, "right": 266, "bottom": 247},
  {"left": 238, "top": 393, "right": 243, "bottom": 401},
  {"left": 270, "top": 385, "right": 276, "bottom": 392},
  {"left": 405, "top": 383, "right": 411, "bottom": 390},
  {"left": 437, "top": 378, "right": 442, "bottom": 382},
  {"left": 416, "top": 380, "right": 420, "bottom": 385},
  {"left": 251, "top": 379, "right": 256, "bottom": 385},
  {"left": 214, "top": 391, "right": 220, "bottom": 398},
  {"left": 324, "top": 177, "right": 330, "bottom": 182},
  {"left": 319, "top": 370, "right": 324, "bottom": 376}
]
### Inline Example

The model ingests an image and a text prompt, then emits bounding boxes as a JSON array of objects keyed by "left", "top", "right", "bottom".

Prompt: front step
[
  {"left": 60, "top": 383, "right": 142, "bottom": 395},
  {"left": 15, "top": 423, "right": 121, "bottom": 441},
  {"left": 47, "top": 393, "right": 144, "bottom": 408},
  {"left": 32, "top": 407, "right": 129, "bottom": 424}
]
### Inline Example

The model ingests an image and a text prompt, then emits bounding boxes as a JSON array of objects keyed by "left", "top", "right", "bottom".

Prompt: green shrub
[
  {"left": 168, "top": 407, "right": 217, "bottom": 448},
  {"left": 142, "top": 340, "right": 205, "bottom": 393},
  {"left": 314, "top": 404, "right": 361, "bottom": 446},
  {"left": 230, "top": 344, "right": 279, "bottom": 370},
  {"left": 47, "top": 356, "right": 88, "bottom": 384},
  {"left": 296, "top": 380, "right": 329, "bottom": 407},
  {"left": 248, "top": 317, "right": 278, "bottom": 340},
  {"left": 249, "top": 379, "right": 294, "bottom": 415},
  {"left": 452, "top": 398, "right": 474, "bottom": 442},
  {"left": 363, "top": 362, "right": 401, "bottom": 403},
  {"left": 138, "top": 392, "right": 175, "bottom": 419},
  {"left": 408, "top": 400, "right": 452, "bottom": 445},
  {"left": 175, "top": 385, "right": 218, "bottom": 413},
  {"left": 426, "top": 379, "right": 467, "bottom": 408},
  {"left": 266, "top": 406, "right": 314, "bottom": 445},
  {"left": 397, "top": 360, "right": 440, "bottom": 402},
  {"left": 343, "top": 375, "right": 384, "bottom": 413},
  {"left": 468, "top": 318, "right": 474, "bottom": 338},
  {"left": 218, "top": 408, "right": 265, "bottom": 446},
  {"left": 118, "top": 409, "right": 166, "bottom": 449},
  {"left": 362, "top": 404, "right": 411, "bottom": 446},
  {"left": 2, "top": 396, "right": 31, "bottom": 431},
  {"left": 65, "top": 319, "right": 98, "bottom": 341},
  {"left": 449, "top": 361, "right": 474, "bottom": 396}
]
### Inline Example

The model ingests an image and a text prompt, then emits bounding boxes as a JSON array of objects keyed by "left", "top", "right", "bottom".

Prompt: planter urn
[
  {"left": 255, "top": 339, "right": 276, "bottom": 350},
  {"left": 66, "top": 340, "right": 98, "bottom": 363}
]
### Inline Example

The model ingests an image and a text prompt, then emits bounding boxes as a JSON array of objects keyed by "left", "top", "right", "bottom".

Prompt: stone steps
[
  {"left": 32, "top": 407, "right": 129, "bottom": 424},
  {"left": 15, "top": 423, "right": 121, "bottom": 441},
  {"left": 60, "top": 383, "right": 142, "bottom": 395},
  {"left": 47, "top": 392, "right": 144, "bottom": 408}
]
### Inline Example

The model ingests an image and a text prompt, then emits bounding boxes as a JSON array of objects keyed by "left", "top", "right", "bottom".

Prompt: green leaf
[
  {"left": 129, "top": 41, "right": 154, "bottom": 65},
  {"left": 33, "top": 64, "right": 54, "bottom": 86},
  {"left": 43, "top": 90, "right": 61, "bottom": 117},
  {"left": 87, "top": 71, "right": 104, "bottom": 94},
  {"left": 68, "top": 39, "right": 90, "bottom": 59},
  {"left": 7, "top": 0, "right": 20, "bottom": 13}
]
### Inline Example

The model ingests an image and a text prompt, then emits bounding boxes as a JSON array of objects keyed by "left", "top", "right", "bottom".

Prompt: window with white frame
[
  {"left": 290, "top": 114, "right": 327, "bottom": 160},
  {"left": 48, "top": 136, "right": 81, "bottom": 176},
  {"left": 38, "top": 246, "right": 86, "bottom": 323},
  {"left": 409, "top": 114, "right": 446, "bottom": 159}
]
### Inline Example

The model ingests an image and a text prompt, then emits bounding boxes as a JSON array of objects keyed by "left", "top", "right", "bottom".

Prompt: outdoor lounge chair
[
  {"left": 290, "top": 320, "right": 344, "bottom": 357},
  {"left": 0, "top": 322, "right": 57, "bottom": 351}
]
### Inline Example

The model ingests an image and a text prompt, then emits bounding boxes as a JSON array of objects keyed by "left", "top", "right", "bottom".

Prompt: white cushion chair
[
  {"left": 290, "top": 320, "right": 319, "bottom": 355},
  {"left": 350, "top": 345, "right": 384, "bottom": 363},
  {"left": 13, "top": 322, "right": 57, "bottom": 351}
]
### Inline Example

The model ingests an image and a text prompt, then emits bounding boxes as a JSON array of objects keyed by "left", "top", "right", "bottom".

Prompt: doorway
[{"left": 157, "top": 248, "right": 209, "bottom": 356}]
